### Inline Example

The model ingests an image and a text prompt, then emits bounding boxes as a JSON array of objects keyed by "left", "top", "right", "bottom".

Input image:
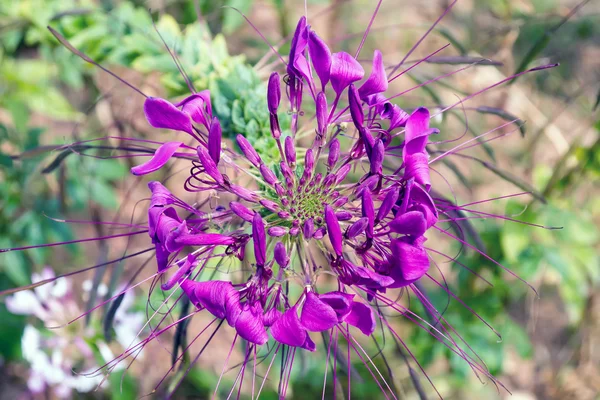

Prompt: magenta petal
[
  {"left": 344, "top": 302, "right": 376, "bottom": 336},
  {"left": 409, "top": 184, "right": 438, "bottom": 226},
  {"left": 319, "top": 291, "right": 355, "bottom": 319},
  {"left": 358, "top": 50, "right": 387, "bottom": 99},
  {"left": 382, "top": 103, "right": 409, "bottom": 130},
  {"left": 236, "top": 134, "right": 262, "bottom": 167},
  {"left": 324, "top": 205, "right": 343, "bottom": 256},
  {"left": 346, "top": 217, "right": 369, "bottom": 239},
  {"left": 230, "top": 201, "right": 254, "bottom": 222},
  {"left": 330, "top": 52, "right": 365, "bottom": 95},
  {"left": 268, "top": 226, "right": 288, "bottom": 237},
  {"left": 182, "top": 280, "right": 240, "bottom": 321},
  {"left": 284, "top": 136, "right": 296, "bottom": 165},
  {"left": 144, "top": 97, "right": 193, "bottom": 134},
  {"left": 328, "top": 139, "right": 340, "bottom": 169},
  {"left": 131, "top": 141, "right": 183, "bottom": 176},
  {"left": 235, "top": 303, "right": 268, "bottom": 345},
  {"left": 301, "top": 334, "right": 316, "bottom": 352},
  {"left": 353, "top": 265, "right": 394, "bottom": 288},
  {"left": 208, "top": 118, "right": 222, "bottom": 164},
  {"left": 197, "top": 146, "right": 224, "bottom": 185},
  {"left": 176, "top": 91, "right": 212, "bottom": 127},
  {"left": 388, "top": 210, "right": 427, "bottom": 237},
  {"left": 370, "top": 139, "right": 384, "bottom": 175},
  {"left": 148, "top": 181, "right": 175, "bottom": 208},
  {"left": 308, "top": 31, "right": 332, "bottom": 91},
  {"left": 267, "top": 72, "right": 281, "bottom": 114},
  {"left": 274, "top": 242, "right": 289, "bottom": 268},
  {"left": 403, "top": 107, "right": 439, "bottom": 157},
  {"left": 174, "top": 233, "right": 235, "bottom": 248},
  {"left": 361, "top": 190, "right": 375, "bottom": 238},
  {"left": 259, "top": 164, "right": 278, "bottom": 185},
  {"left": 263, "top": 308, "right": 282, "bottom": 327},
  {"left": 288, "top": 17, "right": 308, "bottom": 76},
  {"left": 348, "top": 84, "right": 365, "bottom": 130},
  {"left": 316, "top": 92, "right": 328, "bottom": 137},
  {"left": 376, "top": 186, "right": 399, "bottom": 223},
  {"left": 300, "top": 292, "right": 339, "bottom": 332},
  {"left": 404, "top": 153, "right": 431, "bottom": 188},
  {"left": 252, "top": 213, "right": 266, "bottom": 266},
  {"left": 271, "top": 307, "right": 307, "bottom": 347},
  {"left": 229, "top": 184, "right": 258, "bottom": 202},
  {"left": 388, "top": 238, "right": 430, "bottom": 287}
]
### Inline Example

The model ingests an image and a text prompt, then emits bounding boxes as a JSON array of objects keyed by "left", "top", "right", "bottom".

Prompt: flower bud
[{"left": 267, "top": 72, "right": 281, "bottom": 114}]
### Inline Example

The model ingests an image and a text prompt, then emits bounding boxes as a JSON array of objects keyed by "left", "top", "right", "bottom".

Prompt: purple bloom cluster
[
  {"left": 128, "top": 16, "right": 448, "bottom": 358},
  {"left": 1, "top": 5, "right": 559, "bottom": 397}
]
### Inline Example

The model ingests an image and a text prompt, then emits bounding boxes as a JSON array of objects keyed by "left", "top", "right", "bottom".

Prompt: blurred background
[{"left": 0, "top": 0, "right": 598, "bottom": 398}]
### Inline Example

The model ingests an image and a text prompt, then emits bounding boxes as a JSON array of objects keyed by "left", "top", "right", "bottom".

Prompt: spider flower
[{"left": 1, "top": 4, "right": 559, "bottom": 398}]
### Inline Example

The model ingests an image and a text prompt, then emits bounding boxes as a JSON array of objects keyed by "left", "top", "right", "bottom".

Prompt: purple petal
[
  {"left": 274, "top": 242, "right": 288, "bottom": 268},
  {"left": 344, "top": 302, "right": 376, "bottom": 336},
  {"left": 308, "top": 31, "right": 332, "bottom": 91},
  {"left": 333, "top": 196, "right": 348, "bottom": 207},
  {"left": 259, "top": 164, "right": 278, "bottom": 185},
  {"left": 284, "top": 136, "right": 296, "bottom": 165},
  {"left": 268, "top": 226, "right": 288, "bottom": 237},
  {"left": 263, "top": 308, "right": 282, "bottom": 327},
  {"left": 235, "top": 303, "right": 268, "bottom": 345},
  {"left": 197, "top": 146, "right": 224, "bottom": 185},
  {"left": 174, "top": 233, "right": 235, "bottom": 248},
  {"left": 176, "top": 91, "right": 212, "bottom": 128},
  {"left": 313, "top": 227, "right": 326, "bottom": 239},
  {"left": 409, "top": 184, "right": 438, "bottom": 227},
  {"left": 300, "top": 292, "right": 339, "bottom": 332},
  {"left": 335, "top": 210, "right": 352, "bottom": 221},
  {"left": 388, "top": 238, "right": 430, "bottom": 287},
  {"left": 335, "top": 164, "right": 352, "bottom": 185},
  {"left": 161, "top": 254, "right": 196, "bottom": 291},
  {"left": 155, "top": 243, "right": 169, "bottom": 273},
  {"left": 361, "top": 190, "right": 375, "bottom": 238},
  {"left": 358, "top": 50, "right": 387, "bottom": 99},
  {"left": 148, "top": 181, "right": 175, "bottom": 208},
  {"left": 288, "top": 17, "right": 309, "bottom": 77},
  {"left": 370, "top": 139, "right": 384, "bottom": 175},
  {"left": 303, "top": 218, "right": 315, "bottom": 239},
  {"left": 376, "top": 186, "right": 399, "bottom": 223},
  {"left": 316, "top": 92, "right": 328, "bottom": 138},
  {"left": 208, "top": 118, "right": 222, "bottom": 164},
  {"left": 304, "top": 149, "right": 315, "bottom": 175},
  {"left": 382, "top": 103, "right": 409, "bottom": 130},
  {"left": 236, "top": 134, "right": 262, "bottom": 167},
  {"left": 229, "top": 184, "right": 258, "bottom": 202},
  {"left": 302, "top": 335, "right": 316, "bottom": 352},
  {"left": 403, "top": 107, "right": 439, "bottom": 158},
  {"left": 324, "top": 205, "right": 343, "bottom": 256},
  {"left": 353, "top": 264, "right": 394, "bottom": 288},
  {"left": 182, "top": 280, "right": 240, "bottom": 322},
  {"left": 260, "top": 199, "right": 280, "bottom": 213},
  {"left": 230, "top": 201, "right": 254, "bottom": 222},
  {"left": 144, "top": 97, "right": 193, "bottom": 134},
  {"left": 271, "top": 307, "right": 307, "bottom": 347},
  {"left": 319, "top": 291, "right": 355, "bottom": 318},
  {"left": 328, "top": 139, "right": 340, "bottom": 169},
  {"left": 346, "top": 217, "right": 369, "bottom": 239},
  {"left": 252, "top": 213, "right": 266, "bottom": 266},
  {"left": 267, "top": 72, "right": 281, "bottom": 114},
  {"left": 348, "top": 84, "right": 365, "bottom": 130},
  {"left": 404, "top": 153, "right": 431, "bottom": 188},
  {"left": 330, "top": 52, "right": 365, "bottom": 95},
  {"left": 389, "top": 210, "right": 427, "bottom": 237},
  {"left": 131, "top": 141, "right": 183, "bottom": 176}
]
